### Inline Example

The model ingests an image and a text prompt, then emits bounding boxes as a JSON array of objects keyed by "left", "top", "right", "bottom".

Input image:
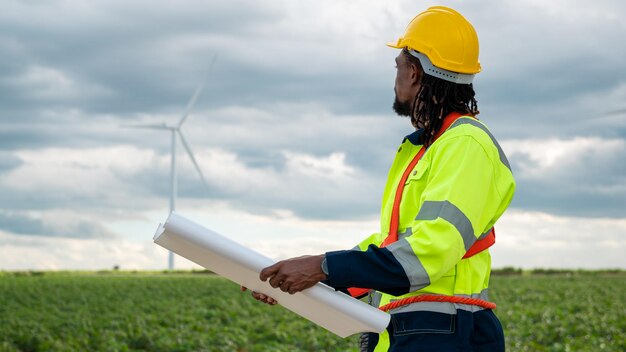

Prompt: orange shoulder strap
[{"left": 347, "top": 113, "right": 495, "bottom": 298}]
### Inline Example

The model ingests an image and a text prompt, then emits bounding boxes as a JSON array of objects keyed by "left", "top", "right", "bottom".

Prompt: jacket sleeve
[
  {"left": 325, "top": 135, "right": 498, "bottom": 296},
  {"left": 321, "top": 232, "right": 381, "bottom": 292},
  {"left": 354, "top": 232, "right": 382, "bottom": 251}
]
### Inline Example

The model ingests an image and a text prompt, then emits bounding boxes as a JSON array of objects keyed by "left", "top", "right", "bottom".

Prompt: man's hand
[{"left": 259, "top": 254, "right": 327, "bottom": 295}]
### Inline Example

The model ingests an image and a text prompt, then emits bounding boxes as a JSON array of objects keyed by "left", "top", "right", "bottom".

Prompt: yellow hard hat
[{"left": 387, "top": 6, "right": 481, "bottom": 82}]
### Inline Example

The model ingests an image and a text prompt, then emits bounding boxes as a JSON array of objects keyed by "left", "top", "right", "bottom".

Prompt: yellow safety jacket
[{"left": 325, "top": 114, "right": 515, "bottom": 351}]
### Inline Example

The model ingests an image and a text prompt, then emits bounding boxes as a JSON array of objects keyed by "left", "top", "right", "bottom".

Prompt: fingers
[
  {"left": 280, "top": 279, "right": 306, "bottom": 294},
  {"left": 251, "top": 291, "right": 277, "bottom": 305},
  {"left": 269, "top": 273, "right": 286, "bottom": 289},
  {"left": 262, "top": 263, "right": 287, "bottom": 289},
  {"left": 242, "top": 284, "right": 277, "bottom": 305},
  {"left": 287, "top": 284, "right": 301, "bottom": 295},
  {"left": 259, "top": 263, "right": 279, "bottom": 282}
]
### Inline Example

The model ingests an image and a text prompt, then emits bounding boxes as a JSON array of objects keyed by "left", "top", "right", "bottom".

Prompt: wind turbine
[{"left": 128, "top": 55, "right": 217, "bottom": 270}]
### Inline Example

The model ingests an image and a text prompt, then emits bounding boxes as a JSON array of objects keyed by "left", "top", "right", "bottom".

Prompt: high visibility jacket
[{"left": 325, "top": 115, "right": 515, "bottom": 351}]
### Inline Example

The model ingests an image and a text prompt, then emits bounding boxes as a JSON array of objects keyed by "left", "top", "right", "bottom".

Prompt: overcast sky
[{"left": 1, "top": 0, "right": 625, "bottom": 270}]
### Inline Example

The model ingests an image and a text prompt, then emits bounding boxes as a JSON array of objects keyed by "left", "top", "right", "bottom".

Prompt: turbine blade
[
  {"left": 121, "top": 123, "right": 170, "bottom": 130},
  {"left": 178, "top": 130, "right": 211, "bottom": 192},
  {"left": 178, "top": 53, "right": 219, "bottom": 128}
]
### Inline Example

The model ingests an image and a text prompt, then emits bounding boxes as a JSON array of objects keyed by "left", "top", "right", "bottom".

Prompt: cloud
[
  {"left": 156, "top": 145, "right": 381, "bottom": 219},
  {"left": 461, "top": 0, "right": 626, "bottom": 140},
  {"left": 0, "top": 210, "right": 115, "bottom": 239},
  {"left": 0, "top": 152, "right": 22, "bottom": 172},
  {"left": 1, "top": 146, "right": 164, "bottom": 206},
  {"left": 7, "top": 65, "right": 112, "bottom": 101},
  {"left": 503, "top": 137, "right": 625, "bottom": 177},
  {"left": 502, "top": 137, "right": 626, "bottom": 217},
  {"left": 493, "top": 209, "right": 626, "bottom": 269},
  {"left": 0, "top": 100, "right": 407, "bottom": 217},
  {"left": 283, "top": 151, "right": 354, "bottom": 180},
  {"left": 0, "top": 140, "right": 380, "bottom": 227},
  {"left": 0, "top": 232, "right": 162, "bottom": 270},
  {"left": 0, "top": 144, "right": 174, "bottom": 214},
  {"left": 0, "top": 0, "right": 625, "bottom": 269},
  {"left": 1, "top": 206, "right": 624, "bottom": 270},
  {"left": 0, "top": 203, "right": 380, "bottom": 270}
]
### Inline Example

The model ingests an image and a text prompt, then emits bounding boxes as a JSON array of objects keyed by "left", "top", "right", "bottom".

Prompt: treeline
[
  {"left": 2, "top": 268, "right": 623, "bottom": 277},
  {"left": 0, "top": 269, "right": 216, "bottom": 277},
  {"left": 491, "top": 267, "right": 624, "bottom": 276}
]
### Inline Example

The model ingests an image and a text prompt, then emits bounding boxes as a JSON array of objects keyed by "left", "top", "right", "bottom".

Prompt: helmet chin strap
[{"left": 408, "top": 49, "right": 475, "bottom": 84}]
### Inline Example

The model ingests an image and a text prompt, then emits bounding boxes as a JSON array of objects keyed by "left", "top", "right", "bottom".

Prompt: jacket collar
[{"left": 403, "top": 129, "right": 424, "bottom": 146}]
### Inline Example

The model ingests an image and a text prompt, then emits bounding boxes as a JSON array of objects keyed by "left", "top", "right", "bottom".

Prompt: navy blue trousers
[{"left": 365, "top": 309, "right": 505, "bottom": 351}]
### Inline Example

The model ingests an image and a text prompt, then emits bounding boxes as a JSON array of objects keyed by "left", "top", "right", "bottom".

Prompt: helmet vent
[{"left": 408, "top": 49, "right": 475, "bottom": 84}]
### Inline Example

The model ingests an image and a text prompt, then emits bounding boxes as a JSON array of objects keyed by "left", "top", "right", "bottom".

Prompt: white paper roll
[{"left": 153, "top": 212, "right": 390, "bottom": 338}]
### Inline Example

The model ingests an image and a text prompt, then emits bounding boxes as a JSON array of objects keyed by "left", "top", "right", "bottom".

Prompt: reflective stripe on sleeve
[
  {"left": 370, "top": 291, "right": 383, "bottom": 308},
  {"left": 449, "top": 118, "right": 512, "bottom": 171},
  {"left": 385, "top": 238, "right": 431, "bottom": 292},
  {"left": 398, "top": 227, "right": 412, "bottom": 241},
  {"left": 415, "top": 200, "right": 477, "bottom": 251},
  {"left": 477, "top": 228, "right": 491, "bottom": 241}
]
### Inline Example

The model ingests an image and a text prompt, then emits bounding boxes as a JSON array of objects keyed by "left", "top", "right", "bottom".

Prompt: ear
[{"left": 409, "top": 63, "right": 421, "bottom": 84}]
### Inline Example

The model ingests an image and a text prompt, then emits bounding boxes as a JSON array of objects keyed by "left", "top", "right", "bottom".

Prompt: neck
[{"left": 423, "top": 112, "right": 465, "bottom": 147}]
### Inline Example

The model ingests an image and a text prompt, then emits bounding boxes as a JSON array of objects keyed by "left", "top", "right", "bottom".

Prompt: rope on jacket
[{"left": 378, "top": 294, "right": 496, "bottom": 312}]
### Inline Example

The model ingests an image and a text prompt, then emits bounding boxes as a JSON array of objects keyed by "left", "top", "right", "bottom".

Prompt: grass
[{"left": 0, "top": 271, "right": 624, "bottom": 351}]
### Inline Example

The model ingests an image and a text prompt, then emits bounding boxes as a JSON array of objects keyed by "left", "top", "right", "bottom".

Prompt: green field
[{"left": 0, "top": 271, "right": 624, "bottom": 351}]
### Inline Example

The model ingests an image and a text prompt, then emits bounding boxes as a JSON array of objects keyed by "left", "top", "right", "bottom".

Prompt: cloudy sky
[{"left": 1, "top": 0, "right": 625, "bottom": 271}]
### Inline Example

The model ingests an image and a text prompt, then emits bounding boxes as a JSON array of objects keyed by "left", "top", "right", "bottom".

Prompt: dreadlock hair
[{"left": 402, "top": 48, "right": 479, "bottom": 147}]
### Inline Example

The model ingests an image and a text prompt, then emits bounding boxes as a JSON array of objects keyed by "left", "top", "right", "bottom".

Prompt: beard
[
  {"left": 393, "top": 94, "right": 424, "bottom": 129},
  {"left": 392, "top": 95, "right": 413, "bottom": 117}
]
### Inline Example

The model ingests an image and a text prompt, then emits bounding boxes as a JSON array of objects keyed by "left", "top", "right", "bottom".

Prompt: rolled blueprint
[{"left": 153, "top": 212, "right": 390, "bottom": 337}]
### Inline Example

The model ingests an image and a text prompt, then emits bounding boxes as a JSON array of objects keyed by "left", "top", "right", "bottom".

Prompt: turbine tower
[{"left": 129, "top": 55, "right": 217, "bottom": 270}]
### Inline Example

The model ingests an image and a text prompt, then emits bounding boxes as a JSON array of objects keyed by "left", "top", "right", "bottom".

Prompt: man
[{"left": 245, "top": 6, "right": 515, "bottom": 351}]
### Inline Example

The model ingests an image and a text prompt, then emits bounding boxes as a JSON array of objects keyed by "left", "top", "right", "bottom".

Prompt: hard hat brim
[{"left": 386, "top": 41, "right": 403, "bottom": 49}]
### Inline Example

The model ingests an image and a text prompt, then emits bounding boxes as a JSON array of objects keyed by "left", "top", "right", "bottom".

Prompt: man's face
[{"left": 392, "top": 52, "right": 421, "bottom": 118}]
